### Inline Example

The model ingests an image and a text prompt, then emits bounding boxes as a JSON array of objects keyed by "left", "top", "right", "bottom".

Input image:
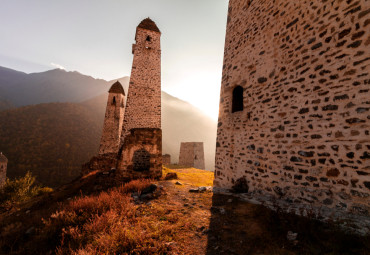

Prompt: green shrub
[{"left": 0, "top": 171, "right": 52, "bottom": 207}]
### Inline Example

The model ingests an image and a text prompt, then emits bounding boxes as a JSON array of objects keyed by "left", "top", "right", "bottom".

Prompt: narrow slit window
[
  {"left": 146, "top": 35, "right": 151, "bottom": 42},
  {"left": 232, "top": 86, "right": 244, "bottom": 113},
  {"left": 112, "top": 96, "right": 116, "bottom": 105}
]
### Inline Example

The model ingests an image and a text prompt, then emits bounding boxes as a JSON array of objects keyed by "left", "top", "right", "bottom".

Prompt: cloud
[{"left": 50, "top": 62, "right": 65, "bottom": 70}]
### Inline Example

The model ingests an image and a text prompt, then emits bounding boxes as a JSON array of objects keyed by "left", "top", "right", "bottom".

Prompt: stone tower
[
  {"left": 215, "top": 0, "right": 370, "bottom": 232},
  {"left": 179, "top": 142, "right": 205, "bottom": 170},
  {"left": 99, "top": 81, "right": 125, "bottom": 155},
  {"left": 121, "top": 18, "right": 162, "bottom": 139},
  {"left": 0, "top": 152, "right": 8, "bottom": 187},
  {"left": 117, "top": 18, "right": 162, "bottom": 179}
]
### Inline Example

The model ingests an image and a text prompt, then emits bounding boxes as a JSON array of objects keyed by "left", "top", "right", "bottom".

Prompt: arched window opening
[
  {"left": 112, "top": 96, "right": 116, "bottom": 105},
  {"left": 133, "top": 149, "right": 150, "bottom": 172},
  {"left": 146, "top": 35, "right": 151, "bottom": 42},
  {"left": 232, "top": 86, "right": 244, "bottom": 113}
]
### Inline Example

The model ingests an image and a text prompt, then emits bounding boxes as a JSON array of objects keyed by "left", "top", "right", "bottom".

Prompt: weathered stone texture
[
  {"left": 179, "top": 142, "right": 205, "bottom": 169},
  {"left": 99, "top": 81, "right": 125, "bottom": 155},
  {"left": 83, "top": 18, "right": 162, "bottom": 180},
  {"left": 162, "top": 154, "right": 171, "bottom": 165},
  {"left": 118, "top": 128, "right": 162, "bottom": 179},
  {"left": 215, "top": 0, "right": 370, "bottom": 231},
  {"left": 121, "top": 22, "right": 161, "bottom": 141},
  {"left": 0, "top": 152, "right": 7, "bottom": 187}
]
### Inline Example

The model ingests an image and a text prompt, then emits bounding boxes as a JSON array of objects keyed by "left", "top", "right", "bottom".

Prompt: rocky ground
[{"left": 0, "top": 167, "right": 369, "bottom": 254}]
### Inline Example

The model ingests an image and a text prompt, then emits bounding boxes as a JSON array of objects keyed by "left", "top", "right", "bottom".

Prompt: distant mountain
[
  {"left": 0, "top": 66, "right": 217, "bottom": 187},
  {"left": 0, "top": 66, "right": 129, "bottom": 106}
]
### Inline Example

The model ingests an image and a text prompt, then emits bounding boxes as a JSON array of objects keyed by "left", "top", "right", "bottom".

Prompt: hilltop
[{"left": 0, "top": 167, "right": 368, "bottom": 254}]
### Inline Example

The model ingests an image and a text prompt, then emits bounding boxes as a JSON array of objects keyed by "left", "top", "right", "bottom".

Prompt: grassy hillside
[{"left": 0, "top": 103, "right": 102, "bottom": 187}]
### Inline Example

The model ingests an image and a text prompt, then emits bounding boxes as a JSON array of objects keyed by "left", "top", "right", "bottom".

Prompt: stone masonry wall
[
  {"left": 0, "top": 162, "right": 6, "bottom": 187},
  {"left": 121, "top": 26, "right": 161, "bottom": 141},
  {"left": 118, "top": 128, "right": 162, "bottom": 179},
  {"left": 99, "top": 92, "right": 125, "bottom": 155},
  {"left": 179, "top": 142, "right": 206, "bottom": 170},
  {"left": 215, "top": 0, "right": 370, "bottom": 231}
]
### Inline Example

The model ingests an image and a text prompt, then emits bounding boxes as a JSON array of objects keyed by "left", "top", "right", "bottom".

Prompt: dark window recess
[
  {"left": 133, "top": 149, "right": 150, "bottom": 172},
  {"left": 112, "top": 96, "right": 116, "bottom": 105},
  {"left": 146, "top": 36, "right": 151, "bottom": 42},
  {"left": 232, "top": 86, "right": 244, "bottom": 113}
]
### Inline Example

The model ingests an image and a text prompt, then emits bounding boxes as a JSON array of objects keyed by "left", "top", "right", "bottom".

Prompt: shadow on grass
[{"left": 206, "top": 193, "right": 369, "bottom": 255}]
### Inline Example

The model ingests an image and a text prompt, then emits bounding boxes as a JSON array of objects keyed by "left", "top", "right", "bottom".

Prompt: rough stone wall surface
[
  {"left": 121, "top": 26, "right": 161, "bottom": 141},
  {"left": 81, "top": 153, "right": 118, "bottom": 175},
  {"left": 118, "top": 128, "right": 162, "bottom": 179},
  {"left": 179, "top": 142, "right": 205, "bottom": 169},
  {"left": 215, "top": 0, "right": 370, "bottom": 230},
  {"left": 162, "top": 154, "right": 171, "bottom": 165},
  {"left": 99, "top": 92, "right": 125, "bottom": 155},
  {"left": 0, "top": 162, "right": 6, "bottom": 187}
]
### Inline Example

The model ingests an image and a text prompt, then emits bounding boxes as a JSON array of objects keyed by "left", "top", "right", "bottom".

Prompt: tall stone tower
[
  {"left": 215, "top": 0, "right": 370, "bottom": 232},
  {"left": 0, "top": 152, "right": 8, "bottom": 187},
  {"left": 117, "top": 18, "right": 162, "bottom": 179},
  {"left": 121, "top": 18, "right": 162, "bottom": 139},
  {"left": 99, "top": 81, "right": 125, "bottom": 155}
]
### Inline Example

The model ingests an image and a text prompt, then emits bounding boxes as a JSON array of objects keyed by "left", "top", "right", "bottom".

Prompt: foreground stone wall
[
  {"left": 215, "top": 0, "right": 370, "bottom": 231},
  {"left": 179, "top": 142, "right": 205, "bottom": 169},
  {"left": 118, "top": 128, "right": 162, "bottom": 179}
]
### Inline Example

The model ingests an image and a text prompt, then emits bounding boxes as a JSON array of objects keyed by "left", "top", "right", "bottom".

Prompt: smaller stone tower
[
  {"left": 162, "top": 154, "right": 171, "bottom": 165},
  {"left": 99, "top": 81, "right": 126, "bottom": 155},
  {"left": 179, "top": 142, "right": 205, "bottom": 170},
  {"left": 0, "top": 152, "right": 8, "bottom": 187}
]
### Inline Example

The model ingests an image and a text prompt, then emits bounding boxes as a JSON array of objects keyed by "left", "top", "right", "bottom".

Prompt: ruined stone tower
[
  {"left": 117, "top": 18, "right": 162, "bottom": 179},
  {"left": 215, "top": 0, "right": 370, "bottom": 232},
  {"left": 0, "top": 152, "right": 8, "bottom": 187},
  {"left": 179, "top": 142, "right": 205, "bottom": 170},
  {"left": 99, "top": 81, "right": 125, "bottom": 155}
]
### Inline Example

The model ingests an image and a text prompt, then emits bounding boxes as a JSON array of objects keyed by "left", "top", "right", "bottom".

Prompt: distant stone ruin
[
  {"left": 214, "top": 0, "right": 370, "bottom": 233},
  {"left": 83, "top": 18, "right": 162, "bottom": 180},
  {"left": 179, "top": 142, "right": 205, "bottom": 170},
  {"left": 162, "top": 154, "right": 171, "bottom": 165},
  {"left": 0, "top": 152, "right": 7, "bottom": 187}
]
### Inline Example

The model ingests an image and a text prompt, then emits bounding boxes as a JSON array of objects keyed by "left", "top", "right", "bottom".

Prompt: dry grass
[
  {"left": 0, "top": 167, "right": 369, "bottom": 255},
  {"left": 163, "top": 167, "right": 214, "bottom": 187}
]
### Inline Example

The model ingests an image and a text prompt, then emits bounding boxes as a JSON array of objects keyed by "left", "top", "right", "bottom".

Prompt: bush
[{"left": 0, "top": 171, "right": 52, "bottom": 208}]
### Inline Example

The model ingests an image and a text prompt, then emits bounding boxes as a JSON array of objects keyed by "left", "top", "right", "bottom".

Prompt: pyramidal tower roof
[
  {"left": 109, "top": 81, "right": 125, "bottom": 95},
  {"left": 0, "top": 152, "right": 8, "bottom": 163},
  {"left": 137, "top": 18, "right": 160, "bottom": 33}
]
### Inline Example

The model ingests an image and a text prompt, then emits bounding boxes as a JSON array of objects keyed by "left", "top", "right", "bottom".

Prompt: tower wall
[
  {"left": 99, "top": 92, "right": 125, "bottom": 155},
  {"left": 179, "top": 142, "right": 205, "bottom": 169},
  {"left": 117, "top": 19, "right": 162, "bottom": 179},
  {"left": 121, "top": 26, "right": 161, "bottom": 140},
  {"left": 215, "top": 0, "right": 370, "bottom": 231}
]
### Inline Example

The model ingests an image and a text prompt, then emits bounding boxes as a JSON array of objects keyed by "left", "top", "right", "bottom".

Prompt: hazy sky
[{"left": 0, "top": 0, "right": 228, "bottom": 119}]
